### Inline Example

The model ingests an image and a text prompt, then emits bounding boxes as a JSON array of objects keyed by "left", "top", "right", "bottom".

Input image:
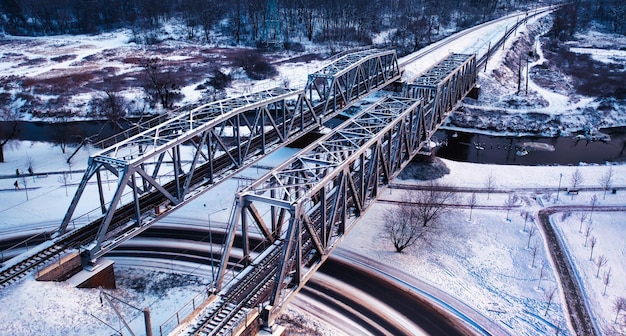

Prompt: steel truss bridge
[
  {"left": 0, "top": 48, "right": 476, "bottom": 335},
  {"left": 56, "top": 49, "right": 400, "bottom": 263},
  {"left": 186, "top": 53, "right": 477, "bottom": 334}
]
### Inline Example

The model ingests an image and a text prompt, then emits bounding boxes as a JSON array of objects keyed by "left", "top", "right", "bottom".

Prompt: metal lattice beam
[
  {"left": 306, "top": 49, "right": 401, "bottom": 118},
  {"left": 216, "top": 96, "right": 427, "bottom": 315},
  {"left": 212, "top": 53, "right": 479, "bottom": 328},
  {"left": 58, "top": 49, "right": 401, "bottom": 264},
  {"left": 406, "top": 53, "right": 477, "bottom": 126},
  {"left": 58, "top": 87, "right": 323, "bottom": 261}
]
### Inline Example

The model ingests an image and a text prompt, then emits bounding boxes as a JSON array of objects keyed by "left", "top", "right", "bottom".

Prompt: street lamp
[
  {"left": 204, "top": 205, "right": 227, "bottom": 284},
  {"left": 556, "top": 173, "right": 563, "bottom": 201}
]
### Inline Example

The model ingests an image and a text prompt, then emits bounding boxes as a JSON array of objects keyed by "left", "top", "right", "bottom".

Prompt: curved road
[
  {"left": 106, "top": 233, "right": 474, "bottom": 336},
  {"left": 538, "top": 205, "right": 626, "bottom": 336}
]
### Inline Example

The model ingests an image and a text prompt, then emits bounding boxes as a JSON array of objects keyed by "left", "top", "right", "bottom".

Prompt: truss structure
[
  {"left": 213, "top": 53, "right": 479, "bottom": 327},
  {"left": 306, "top": 49, "right": 400, "bottom": 118},
  {"left": 406, "top": 53, "right": 476, "bottom": 126},
  {"left": 58, "top": 87, "right": 320, "bottom": 261},
  {"left": 57, "top": 49, "right": 401, "bottom": 263},
  {"left": 217, "top": 95, "right": 428, "bottom": 318}
]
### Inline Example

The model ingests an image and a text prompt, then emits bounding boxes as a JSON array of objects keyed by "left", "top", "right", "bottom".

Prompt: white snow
[{"left": 1, "top": 8, "right": 626, "bottom": 336}]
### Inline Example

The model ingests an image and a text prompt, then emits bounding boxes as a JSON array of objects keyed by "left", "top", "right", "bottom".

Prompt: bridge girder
[
  {"left": 406, "top": 53, "right": 477, "bottom": 126},
  {"left": 210, "top": 53, "right": 479, "bottom": 331},
  {"left": 58, "top": 87, "right": 324, "bottom": 261},
  {"left": 306, "top": 49, "right": 401, "bottom": 118},
  {"left": 57, "top": 49, "right": 402, "bottom": 265},
  {"left": 216, "top": 95, "right": 427, "bottom": 316}
]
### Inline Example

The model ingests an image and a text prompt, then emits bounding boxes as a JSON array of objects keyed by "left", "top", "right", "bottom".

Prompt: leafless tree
[
  {"left": 570, "top": 168, "right": 583, "bottom": 199},
  {"left": 485, "top": 174, "right": 496, "bottom": 200},
  {"left": 589, "top": 194, "right": 598, "bottom": 222},
  {"left": 595, "top": 255, "right": 608, "bottom": 278},
  {"left": 602, "top": 267, "right": 611, "bottom": 296},
  {"left": 588, "top": 236, "right": 597, "bottom": 261},
  {"left": 409, "top": 182, "right": 458, "bottom": 228},
  {"left": 142, "top": 58, "right": 181, "bottom": 109},
  {"left": 584, "top": 223, "right": 593, "bottom": 247},
  {"left": 537, "top": 260, "right": 546, "bottom": 288},
  {"left": 614, "top": 297, "right": 626, "bottom": 324},
  {"left": 383, "top": 201, "right": 424, "bottom": 253},
  {"left": 58, "top": 172, "right": 70, "bottom": 197},
  {"left": 527, "top": 225, "right": 537, "bottom": 249},
  {"left": 25, "top": 153, "right": 36, "bottom": 182},
  {"left": 530, "top": 240, "right": 539, "bottom": 267},
  {"left": 88, "top": 90, "right": 128, "bottom": 129},
  {"left": 0, "top": 104, "right": 20, "bottom": 163},
  {"left": 578, "top": 211, "right": 588, "bottom": 233},
  {"left": 504, "top": 193, "right": 518, "bottom": 221},
  {"left": 521, "top": 211, "right": 534, "bottom": 232},
  {"left": 383, "top": 182, "right": 457, "bottom": 253},
  {"left": 21, "top": 176, "right": 29, "bottom": 201},
  {"left": 570, "top": 168, "right": 583, "bottom": 189},
  {"left": 467, "top": 192, "right": 477, "bottom": 221},
  {"left": 544, "top": 286, "right": 557, "bottom": 316},
  {"left": 599, "top": 167, "right": 614, "bottom": 200}
]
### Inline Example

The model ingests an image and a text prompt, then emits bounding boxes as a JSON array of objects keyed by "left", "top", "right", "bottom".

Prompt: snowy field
[{"left": 1, "top": 8, "right": 626, "bottom": 336}]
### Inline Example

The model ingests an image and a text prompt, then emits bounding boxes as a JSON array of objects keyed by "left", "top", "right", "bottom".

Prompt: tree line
[
  {"left": 0, "top": 0, "right": 546, "bottom": 49},
  {"left": 1, "top": 1, "right": 623, "bottom": 48}
]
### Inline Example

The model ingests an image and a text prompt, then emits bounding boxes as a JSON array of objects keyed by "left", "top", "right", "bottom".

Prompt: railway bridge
[{"left": 0, "top": 49, "right": 476, "bottom": 335}]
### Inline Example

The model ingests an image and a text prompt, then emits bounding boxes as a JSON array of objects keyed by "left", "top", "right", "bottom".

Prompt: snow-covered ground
[{"left": 1, "top": 8, "right": 626, "bottom": 336}]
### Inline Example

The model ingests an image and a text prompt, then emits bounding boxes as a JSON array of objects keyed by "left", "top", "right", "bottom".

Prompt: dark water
[
  {"left": 434, "top": 127, "right": 626, "bottom": 165},
  {"left": 0, "top": 120, "right": 138, "bottom": 144},
  {"left": 3, "top": 120, "right": 626, "bottom": 165}
]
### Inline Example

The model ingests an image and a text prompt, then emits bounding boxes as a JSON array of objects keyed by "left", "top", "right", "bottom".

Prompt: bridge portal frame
[
  {"left": 306, "top": 49, "right": 401, "bottom": 118},
  {"left": 216, "top": 95, "right": 430, "bottom": 320},
  {"left": 406, "top": 53, "right": 476, "bottom": 126},
  {"left": 57, "top": 49, "right": 403, "bottom": 265},
  {"left": 57, "top": 87, "right": 323, "bottom": 261}
]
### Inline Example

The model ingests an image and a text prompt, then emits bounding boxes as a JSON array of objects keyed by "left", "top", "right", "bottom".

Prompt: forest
[{"left": 1, "top": 0, "right": 623, "bottom": 53}]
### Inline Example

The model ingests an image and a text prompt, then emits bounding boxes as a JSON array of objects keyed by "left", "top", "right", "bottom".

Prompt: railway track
[{"left": 109, "top": 230, "right": 476, "bottom": 336}]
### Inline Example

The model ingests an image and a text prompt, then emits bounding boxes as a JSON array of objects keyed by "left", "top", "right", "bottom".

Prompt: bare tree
[
  {"left": 383, "top": 202, "right": 424, "bottom": 253},
  {"left": 504, "top": 193, "right": 518, "bottom": 221},
  {"left": 410, "top": 182, "right": 458, "bottom": 228},
  {"left": 570, "top": 168, "right": 583, "bottom": 199},
  {"left": 584, "top": 223, "right": 593, "bottom": 247},
  {"left": 65, "top": 152, "right": 75, "bottom": 180},
  {"left": 527, "top": 225, "right": 537, "bottom": 248},
  {"left": 383, "top": 182, "right": 457, "bottom": 253},
  {"left": 614, "top": 297, "right": 626, "bottom": 324},
  {"left": 602, "top": 267, "right": 611, "bottom": 296},
  {"left": 0, "top": 104, "right": 20, "bottom": 163},
  {"left": 521, "top": 211, "right": 534, "bottom": 233},
  {"left": 599, "top": 167, "right": 614, "bottom": 200},
  {"left": 595, "top": 255, "right": 608, "bottom": 278},
  {"left": 485, "top": 174, "right": 496, "bottom": 200},
  {"left": 578, "top": 211, "right": 588, "bottom": 233},
  {"left": 25, "top": 153, "right": 36, "bottom": 182},
  {"left": 142, "top": 58, "right": 182, "bottom": 109},
  {"left": 58, "top": 172, "right": 70, "bottom": 197},
  {"left": 88, "top": 90, "right": 128, "bottom": 129},
  {"left": 467, "top": 192, "right": 477, "bottom": 221},
  {"left": 589, "top": 194, "right": 598, "bottom": 222},
  {"left": 537, "top": 260, "right": 546, "bottom": 288},
  {"left": 544, "top": 286, "right": 557, "bottom": 316},
  {"left": 530, "top": 240, "right": 539, "bottom": 267},
  {"left": 588, "top": 236, "right": 597, "bottom": 261}
]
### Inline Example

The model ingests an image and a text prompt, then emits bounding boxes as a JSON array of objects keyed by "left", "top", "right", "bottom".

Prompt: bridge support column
[{"left": 68, "top": 258, "right": 117, "bottom": 289}]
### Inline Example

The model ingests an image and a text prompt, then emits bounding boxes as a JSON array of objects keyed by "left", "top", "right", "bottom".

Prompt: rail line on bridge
[
  {"left": 182, "top": 52, "right": 477, "bottom": 335},
  {"left": 0, "top": 49, "right": 400, "bottom": 290}
]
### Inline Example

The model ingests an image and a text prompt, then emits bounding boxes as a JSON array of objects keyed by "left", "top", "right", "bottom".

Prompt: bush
[{"left": 235, "top": 51, "right": 278, "bottom": 80}]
